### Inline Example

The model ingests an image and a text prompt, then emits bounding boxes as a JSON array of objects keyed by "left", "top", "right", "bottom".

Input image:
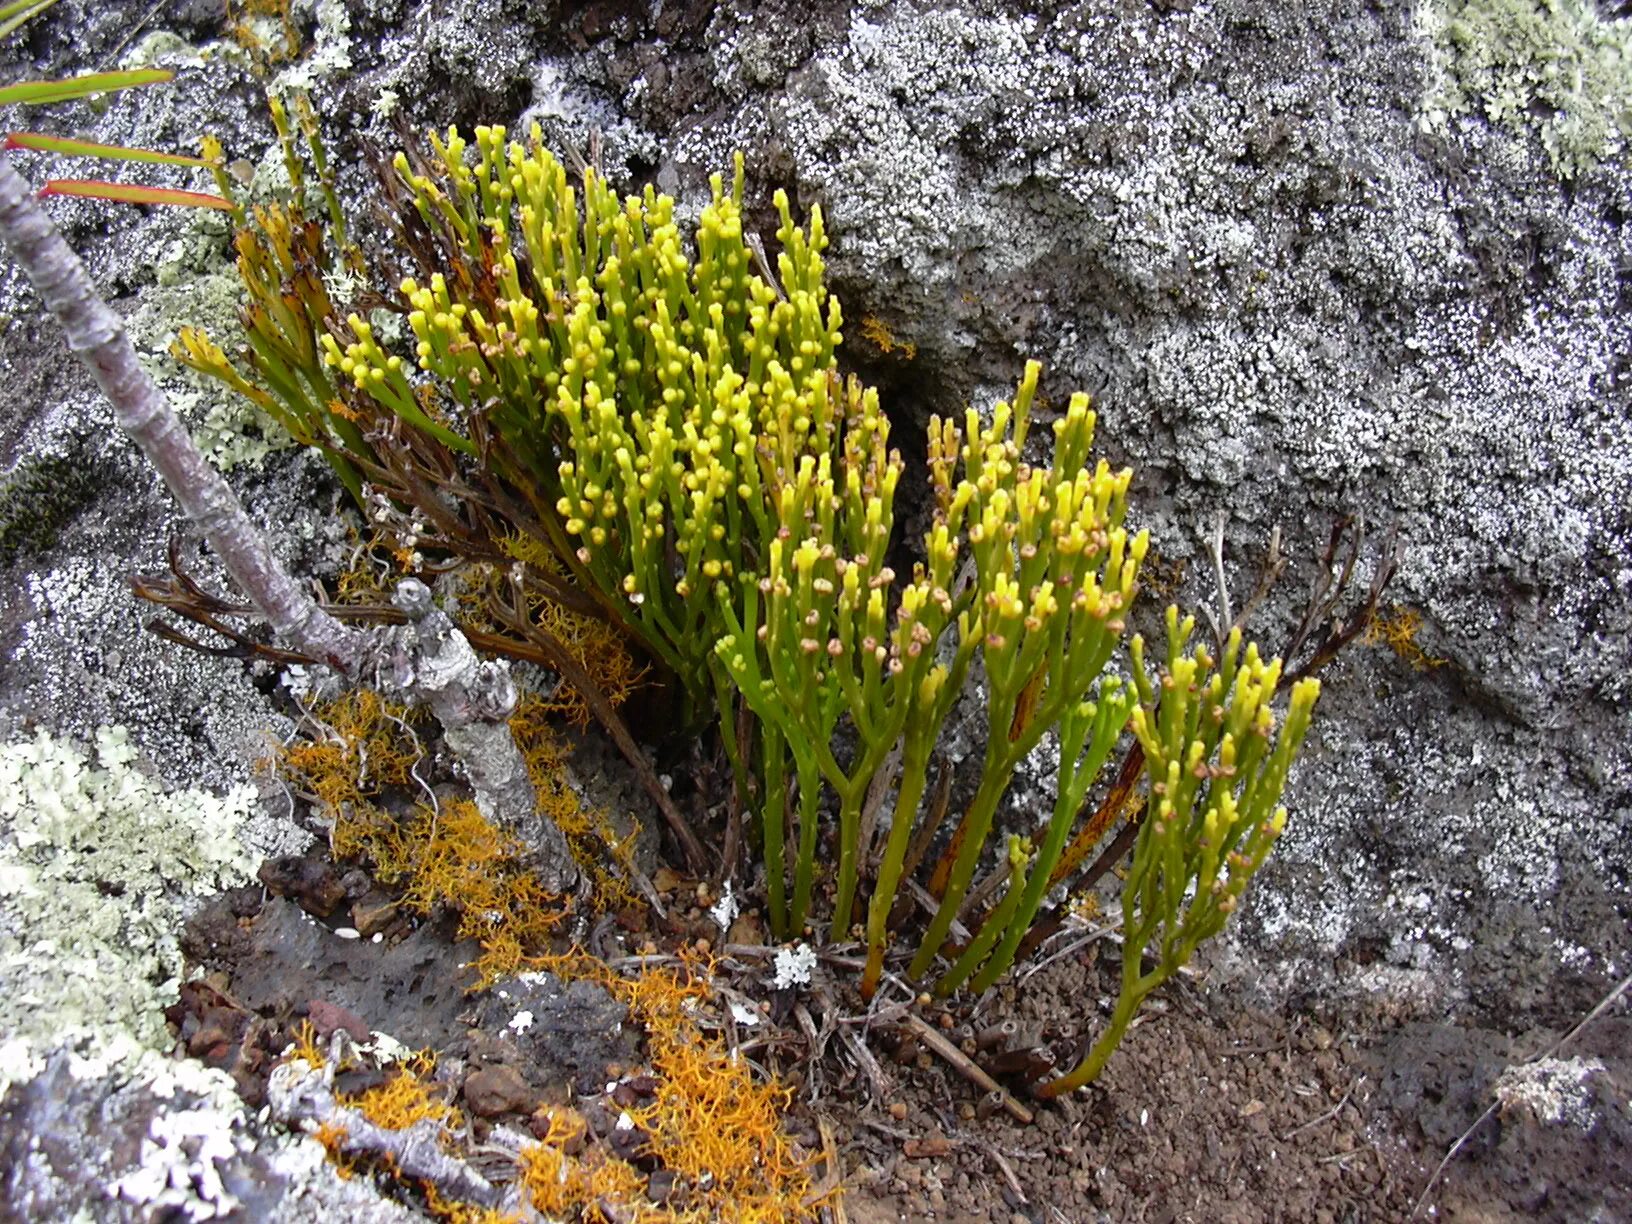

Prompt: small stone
[
  {"left": 652, "top": 866, "right": 683, "bottom": 893},
  {"left": 464, "top": 1064, "right": 540, "bottom": 1118},
  {"left": 351, "top": 891, "right": 400, "bottom": 937},
  {"left": 647, "top": 1170, "right": 682, "bottom": 1206},
  {"left": 258, "top": 855, "right": 346, "bottom": 918},
  {"left": 888, "top": 1101, "right": 908, "bottom": 1121},
  {"left": 305, "top": 999, "right": 371, "bottom": 1044}
]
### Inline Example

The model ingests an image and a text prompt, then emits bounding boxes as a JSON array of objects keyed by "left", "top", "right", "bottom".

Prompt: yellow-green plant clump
[{"left": 186, "top": 116, "right": 1322, "bottom": 1090}]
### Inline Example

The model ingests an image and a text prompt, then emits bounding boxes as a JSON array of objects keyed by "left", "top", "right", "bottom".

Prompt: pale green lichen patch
[
  {"left": 125, "top": 253, "right": 293, "bottom": 471},
  {"left": 1416, "top": 0, "right": 1632, "bottom": 178},
  {"left": 0, "top": 728, "right": 255, "bottom": 1096}
]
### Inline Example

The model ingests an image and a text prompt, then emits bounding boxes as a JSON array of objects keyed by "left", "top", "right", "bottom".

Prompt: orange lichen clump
[
  {"left": 308, "top": 1118, "right": 350, "bottom": 1169},
  {"left": 352, "top": 797, "right": 568, "bottom": 989},
  {"left": 286, "top": 1019, "right": 330, "bottom": 1069},
  {"left": 509, "top": 957, "right": 822, "bottom": 1224},
  {"left": 858, "top": 314, "right": 917, "bottom": 361},
  {"left": 278, "top": 959, "right": 821, "bottom": 1221},
  {"left": 272, "top": 691, "right": 820, "bottom": 1220},
  {"left": 424, "top": 1189, "right": 525, "bottom": 1224},
  {"left": 1365, "top": 606, "right": 1449, "bottom": 671},
  {"left": 273, "top": 683, "right": 649, "bottom": 983},
  {"left": 498, "top": 533, "right": 647, "bottom": 728},
  {"left": 510, "top": 695, "right": 641, "bottom": 913},
  {"left": 341, "top": 1049, "right": 461, "bottom": 1131},
  {"left": 629, "top": 1028, "right": 808, "bottom": 1220},
  {"left": 517, "top": 1107, "right": 646, "bottom": 1219},
  {"left": 278, "top": 688, "right": 425, "bottom": 817}
]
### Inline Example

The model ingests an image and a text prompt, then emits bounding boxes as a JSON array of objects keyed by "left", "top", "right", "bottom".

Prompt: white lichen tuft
[
  {"left": 0, "top": 727, "right": 255, "bottom": 1095},
  {"left": 273, "top": 0, "right": 354, "bottom": 94},
  {"left": 108, "top": 1075, "right": 246, "bottom": 1221},
  {"left": 771, "top": 943, "right": 817, "bottom": 990},
  {"left": 708, "top": 881, "right": 740, "bottom": 931}
]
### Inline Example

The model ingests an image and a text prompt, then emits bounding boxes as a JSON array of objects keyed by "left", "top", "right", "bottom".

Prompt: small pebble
[{"left": 888, "top": 1101, "right": 908, "bottom": 1121}]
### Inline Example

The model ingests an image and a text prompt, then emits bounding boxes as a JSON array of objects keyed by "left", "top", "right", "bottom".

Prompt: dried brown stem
[{"left": 899, "top": 1014, "right": 1033, "bottom": 1125}]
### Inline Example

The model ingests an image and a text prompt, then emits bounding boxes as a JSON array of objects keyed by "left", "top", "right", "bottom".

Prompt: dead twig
[
  {"left": 899, "top": 1014, "right": 1033, "bottom": 1125},
  {"left": 837, "top": 1025, "right": 891, "bottom": 1104},
  {"left": 1017, "top": 921, "right": 1120, "bottom": 987},
  {"left": 1279, "top": 1078, "right": 1360, "bottom": 1141},
  {"left": 812, "top": 1115, "right": 848, "bottom": 1223},
  {"left": 1284, "top": 516, "right": 1401, "bottom": 683},
  {"left": 976, "top": 1138, "right": 1027, "bottom": 1204}
]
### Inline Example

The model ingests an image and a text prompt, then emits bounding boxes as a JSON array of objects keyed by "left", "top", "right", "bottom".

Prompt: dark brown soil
[
  {"left": 825, "top": 966, "right": 1409, "bottom": 1223},
  {"left": 178, "top": 863, "right": 1631, "bottom": 1224}
]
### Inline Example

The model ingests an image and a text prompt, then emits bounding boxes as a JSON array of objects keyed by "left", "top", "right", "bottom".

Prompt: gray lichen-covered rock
[
  {"left": 477, "top": 970, "right": 638, "bottom": 1093},
  {"left": 2, "top": 1052, "right": 423, "bottom": 1222},
  {"left": 0, "top": 6, "right": 1628, "bottom": 1214},
  {"left": 450, "top": 0, "right": 1627, "bottom": 1028}
]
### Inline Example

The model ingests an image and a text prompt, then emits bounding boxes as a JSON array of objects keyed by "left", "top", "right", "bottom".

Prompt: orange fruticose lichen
[
  {"left": 309, "top": 1118, "right": 350, "bottom": 1164},
  {"left": 424, "top": 1188, "right": 526, "bottom": 1224},
  {"left": 355, "top": 796, "right": 568, "bottom": 990},
  {"left": 858, "top": 314, "right": 917, "bottom": 361},
  {"left": 275, "top": 682, "right": 650, "bottom": 983},
  {"left": 274, "top": 693, "right": 820, "bottom": 1220},
  {"left": 498, "top": 532, "right": 647, "bottom": 728},
  {"left": 278, "top": 687, "right": 426, "bottom": 820},
  {"left": 507, "top": 955, "right": 825, "bottom": 1224},
  {"left": 516, "top": 1107, "right": 646, "bottom": 1219},
  {"left": 278, "top": 955, "right": 823, "bottom": 1221},
  {"left": 340, "top": 1048, "right": 462, "bottom": 1132},
  {"left": 509, "top": 694, "right": 642, "bottom": 913},
  {"left": 286, "top": 1018, "right": 330, "bottom": 1069},
  {"left": 1365, "top": 606, "right": 1449, "bottom": 671}
]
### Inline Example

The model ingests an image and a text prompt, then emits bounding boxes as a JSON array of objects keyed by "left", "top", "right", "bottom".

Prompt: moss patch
[{"left": 0, "top": 447, "right": 108, "bottom": 563}]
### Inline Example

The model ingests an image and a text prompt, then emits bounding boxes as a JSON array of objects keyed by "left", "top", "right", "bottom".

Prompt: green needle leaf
[
  {"left": 0, "top": 0, "right": 61, "bottom": 41},
  {"left": 6, "top": 132, "right": 215, "bottom": 167},
  {"left": 38, "top": 179, "right": 233, "bottom": 210},
  {"left": 0, "top": 67, "right": 173, "bottom": 107}
]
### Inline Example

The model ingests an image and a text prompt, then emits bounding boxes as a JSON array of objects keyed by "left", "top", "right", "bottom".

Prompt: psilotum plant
[{"left": 175, "top": 115, "right": 1323, "bottom": 1092}]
